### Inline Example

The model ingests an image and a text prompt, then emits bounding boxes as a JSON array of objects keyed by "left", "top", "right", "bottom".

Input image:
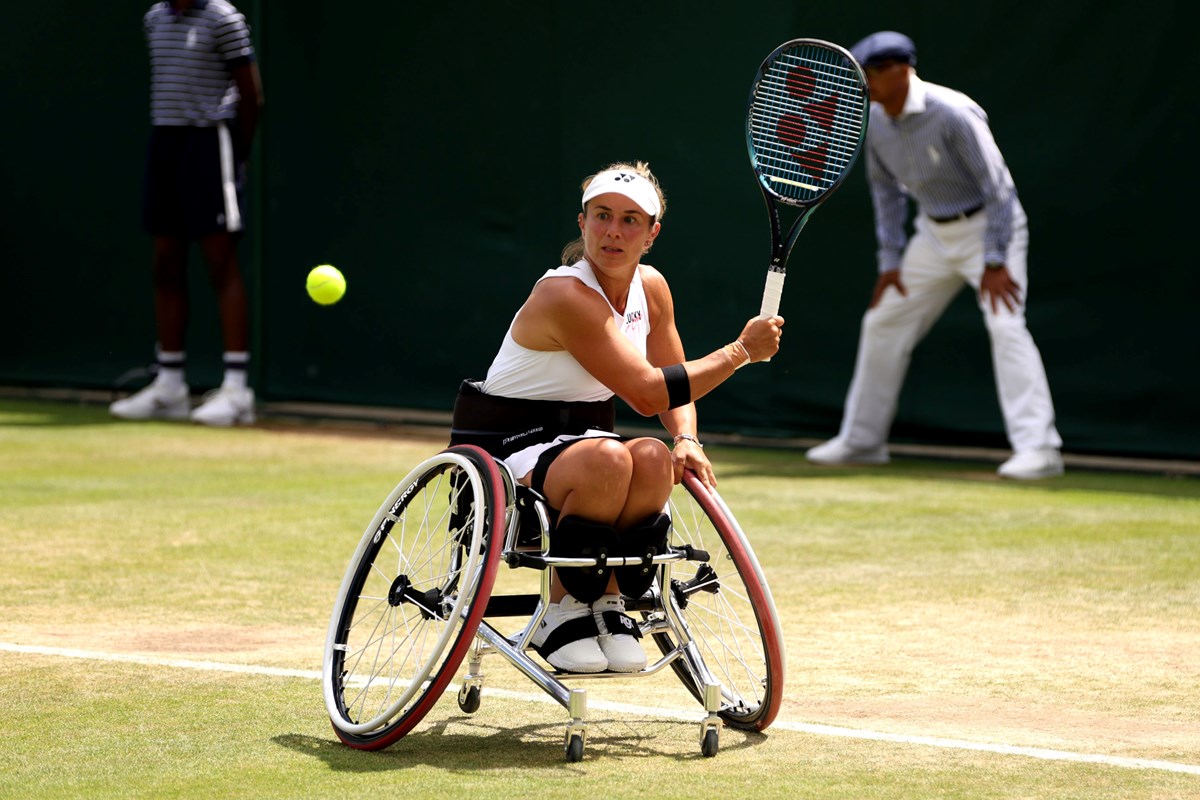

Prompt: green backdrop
[{"left": 2, "top": 1, "right": 1195, "bottom": 459}]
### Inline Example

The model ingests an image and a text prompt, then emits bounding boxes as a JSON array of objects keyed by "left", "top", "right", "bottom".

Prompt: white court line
[{"left": 4, "top": 642, "right": 1198, "bottom": 776}]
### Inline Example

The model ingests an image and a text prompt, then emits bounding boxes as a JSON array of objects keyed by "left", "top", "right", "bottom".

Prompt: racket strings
[
  {"left": 752, "top": 90, "right": 862, "bottom": 177},
  {"left": 755, "top": 51, "right": 864, "bottom": 136},
  {"left": 748, "top": 45, "right": 867, "bottom": 201}
]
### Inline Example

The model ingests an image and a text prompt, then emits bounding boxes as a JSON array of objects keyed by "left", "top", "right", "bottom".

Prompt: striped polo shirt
[
  {"left": 866, "top": 74, "right": 1018, "bottom": 271},
  {"left": 143, "top": 0, "right": 255, "bottom": 127}
]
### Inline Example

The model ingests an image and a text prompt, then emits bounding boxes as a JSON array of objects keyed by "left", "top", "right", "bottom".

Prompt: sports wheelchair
[{"left": 321, "top": 443, "right": 784, "bottom": 761}]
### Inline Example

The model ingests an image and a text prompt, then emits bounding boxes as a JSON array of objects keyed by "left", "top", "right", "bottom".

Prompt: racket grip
[
  {"left": 759, "top": 270, "right": 784, "bottom": 318},
  {"left": 758, "top": 271, "right": 785, "bottom": 363}
]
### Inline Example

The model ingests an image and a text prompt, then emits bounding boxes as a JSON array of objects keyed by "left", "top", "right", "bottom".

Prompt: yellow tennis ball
[{"left": 306, "top": 264, "right": 345, "bottom": 305}]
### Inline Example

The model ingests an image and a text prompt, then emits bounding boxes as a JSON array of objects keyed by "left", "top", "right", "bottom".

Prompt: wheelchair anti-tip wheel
[
  {"left": 654, "top": 471, "right": 785, "bottom": 731},
  {"left": 322, "top": 445, "right": 505, "bottom": 750}
]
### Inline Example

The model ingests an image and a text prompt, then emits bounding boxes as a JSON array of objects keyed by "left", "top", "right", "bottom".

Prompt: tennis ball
[{"left": 306, "top": 264, "right": 346, "bottom": 305}]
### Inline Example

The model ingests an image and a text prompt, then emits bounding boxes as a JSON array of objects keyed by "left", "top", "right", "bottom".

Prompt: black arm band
[{"left": 661, "top": 364, "right": 692, "bottom": 409}]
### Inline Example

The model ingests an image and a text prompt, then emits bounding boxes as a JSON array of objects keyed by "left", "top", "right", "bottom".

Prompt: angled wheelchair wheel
[
  {"left": 654, "top": 470, "right": 785, "bottom": 731},
  {"left": 322, "top": 445, "right": 506, "bottom": 750}
]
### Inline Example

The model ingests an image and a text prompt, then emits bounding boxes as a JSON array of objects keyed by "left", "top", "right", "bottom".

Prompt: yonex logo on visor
[{"left": 581, "top": 170, "right": 661, "bottom": 218}]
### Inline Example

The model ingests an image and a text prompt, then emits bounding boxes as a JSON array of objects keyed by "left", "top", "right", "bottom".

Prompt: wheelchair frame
[{"left": 322, "top": 444, "right": 784, "bottom": 761}]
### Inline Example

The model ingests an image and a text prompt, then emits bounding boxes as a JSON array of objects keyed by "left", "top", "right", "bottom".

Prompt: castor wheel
[
  {"left": 565, "top": 732, "right": 585, "bottom": 762},
  {"left": 457, "top": 684, "right": 481, "bottom": 714},
  {"left": 701, "top": 726, "right": 719, "bottom": 757}
]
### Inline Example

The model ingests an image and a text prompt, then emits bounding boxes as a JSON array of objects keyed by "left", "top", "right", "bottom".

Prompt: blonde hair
[{"left": 560, "top": 161, "right": 667, "bottom": 265}]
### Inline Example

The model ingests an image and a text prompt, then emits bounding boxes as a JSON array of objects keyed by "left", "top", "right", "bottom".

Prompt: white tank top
[{"left": 482, "top": 260, "right": 650, "bottom": 401}]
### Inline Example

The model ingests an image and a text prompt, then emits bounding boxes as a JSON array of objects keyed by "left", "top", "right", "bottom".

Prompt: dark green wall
[{"left": 2, "top": 1, "right": 1195, "bottom": 459}]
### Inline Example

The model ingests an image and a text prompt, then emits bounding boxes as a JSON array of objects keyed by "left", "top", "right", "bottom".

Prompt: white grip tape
[
  {"left": 758, "top": 271, "right": 785, "bottom": 362},
  {"left": 759, "top": 270, "right": 785, "bottom": 318}
]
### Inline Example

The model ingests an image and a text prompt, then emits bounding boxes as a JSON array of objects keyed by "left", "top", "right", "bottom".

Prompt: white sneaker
[
  {"left": 998, "top": 448, "right": 1063, "bottom": 480},
  {"left": 190, "top": 386, "right": 256, "bottom": 427},
  {"left": 806, "top": 437, "right": 890, "bottom": 465},
  {"left": 109, "top": 379, "right": 190, "bottom": 421},
  {"left": 530, "top": 595, "right": 607, "bottom": 673},
  {"left": 592, "top": 594, "right": 646, "bottom": 673}
]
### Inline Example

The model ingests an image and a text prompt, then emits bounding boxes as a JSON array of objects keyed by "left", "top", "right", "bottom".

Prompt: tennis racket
[{"left": 746, "top": 38, "right": 869, "bottom": 349}]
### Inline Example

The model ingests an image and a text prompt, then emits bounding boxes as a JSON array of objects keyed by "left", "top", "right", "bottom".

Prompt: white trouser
[{"left": 837, "top": 205, "right": 1062, "bottom": 454}]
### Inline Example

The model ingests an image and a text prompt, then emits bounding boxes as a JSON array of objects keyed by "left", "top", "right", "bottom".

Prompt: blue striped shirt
[
  {"left": 866, "top": 74, "right": 1018, "bottom": 271},
  {"left": 144, "top": 0, "right": 255, "bottom": 127}
]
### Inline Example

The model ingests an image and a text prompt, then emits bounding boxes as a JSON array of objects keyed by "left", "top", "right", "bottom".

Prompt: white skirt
[{"left": 504, "top": 429, "right": 621, "bottom": 480}]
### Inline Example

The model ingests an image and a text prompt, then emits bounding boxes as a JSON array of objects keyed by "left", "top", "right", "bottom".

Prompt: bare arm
[
  {"left": 642, "top": 270, "right": 713, "bottom": 486},
  {"left": 230, "top": 60, "right": 263, "bottom": 158},
  {"left": 512, "top": 269, "right": 784, "bottom": 417}
]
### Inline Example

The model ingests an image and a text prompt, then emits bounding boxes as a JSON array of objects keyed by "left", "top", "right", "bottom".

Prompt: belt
[{"left": 929, "top": 204, "right": 983, "bottom": 223}]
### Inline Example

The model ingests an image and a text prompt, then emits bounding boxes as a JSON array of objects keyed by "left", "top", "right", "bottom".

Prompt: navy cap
[{"left": 850, "top": 31, "right": 917, "bottom": 68}]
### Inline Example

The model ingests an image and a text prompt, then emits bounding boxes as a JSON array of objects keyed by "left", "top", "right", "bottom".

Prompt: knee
[
  {"left": 983, "top": 312, "right": 1029, "bottom": 343},
  {"left": 206, "top": 259, "right": 245, "bottom": 293},
  {"left": 586, "top": 438, "right": 636, "bottom": 485},
  {"left": 627, "top": 438, "right": 671, "bottom": 482},
  {"left": 200, "top": 236, "right": 243, "bottom": 286},
  {"left": 151, "top": 247, "right": 187, "bottom": 291},
  {"left": 861, "top": 307, "right": 896, "bottom": 339}
]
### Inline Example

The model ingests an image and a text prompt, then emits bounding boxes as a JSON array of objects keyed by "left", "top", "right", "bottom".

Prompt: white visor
[{"left": 581, "top": 169, "right": 661, "bottom": 218}]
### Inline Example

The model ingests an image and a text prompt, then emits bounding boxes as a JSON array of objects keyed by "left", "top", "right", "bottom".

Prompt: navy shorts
[{"left": 142, "top": 124, "right": 245, "bottom": 238}]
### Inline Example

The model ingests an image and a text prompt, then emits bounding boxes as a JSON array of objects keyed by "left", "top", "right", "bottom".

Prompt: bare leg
[
  {"left": 152, "top": 236, "right": 190, "bottom": 353},
  {"left": 197, "top": 231, "right": 249, "bottom": 353},
  {"left": 536, "top": 437, "right": 673, "bottom": 601},
  {"left": 614, "top": 438, "right": 673, "bottom": 528}
]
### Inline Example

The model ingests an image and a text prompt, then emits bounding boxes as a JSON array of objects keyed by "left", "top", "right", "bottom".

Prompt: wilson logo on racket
[{"left": 775, "top": 66, "right": 841, "bottom": 187}]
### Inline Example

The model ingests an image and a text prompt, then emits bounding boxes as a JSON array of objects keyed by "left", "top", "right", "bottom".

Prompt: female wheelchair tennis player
[{"left": 323, "top": 162, "right": 785, "bottom": 760}]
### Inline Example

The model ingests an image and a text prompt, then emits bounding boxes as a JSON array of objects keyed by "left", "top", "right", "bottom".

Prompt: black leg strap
[
  {"left": 532, "top": 615, "right": 601, "bottom": 660},
  {"left": 549, "top": 516, "right": 618, "bottom": 604},
  {"left": 615, "top": 512, "right": 671, "bottom": 599},
  {"left": 596, "top": 608, "right": 642, "bottom": 640}
]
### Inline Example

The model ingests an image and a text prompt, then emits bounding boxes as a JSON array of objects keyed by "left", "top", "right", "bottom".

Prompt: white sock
[
  {"left": 222, "top": 351, "right": 249, "bottom": 390},
  {"left": 155, "top": 350, "right": 186, "bottom": 389}
]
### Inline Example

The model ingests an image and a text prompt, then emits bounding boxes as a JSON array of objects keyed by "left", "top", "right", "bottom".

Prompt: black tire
[
  {"left": 322, "top": 445, "right": 505, "bottom": 749},
  {"left": 701, "top": 727, "right": 719, "bottom": 758},
  {"left": 565, "top": 734, "right": 584, "bottom": 763},
  {"left": 457, "top": 684, "right": 481, "bottom": 714},
  {"left": 653, "top": 471, "right": 785, "bottom": 731}
]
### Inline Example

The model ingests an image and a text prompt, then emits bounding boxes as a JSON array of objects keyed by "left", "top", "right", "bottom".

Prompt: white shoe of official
[
  {"left": 998, "top": 448, "right": 1064, "bottom": 480},
  {"left": 806, "top": 437, "right": 890, "bottom": 466},
  {"left": 592, "top": 594, "right": 647, "bottom": 673},
  {"left": 109, "top": 379, "right": 190, "bottom": 421},
  {"left": 529, "top": 595, "right": 608, "bottom": 674},
  {"left": 190, "top": 386, "right": 256, "bottom": 427}
]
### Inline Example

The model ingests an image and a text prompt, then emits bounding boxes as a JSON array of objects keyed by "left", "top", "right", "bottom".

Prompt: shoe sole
[
  {"left": 110, "top": 408, "right": 190, "bottom": 421},
  {"left": 807, "top": 455, "right": 890, "bottom": 466},
  {"left": 548, "top": 660, "right": 608, "bottom": 674},
  {"left": 998, "top": 468, "right": 1064, "bottom": 480},
  {"left": 190, "top": 412, "right": 256, "bottom": 427}
]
